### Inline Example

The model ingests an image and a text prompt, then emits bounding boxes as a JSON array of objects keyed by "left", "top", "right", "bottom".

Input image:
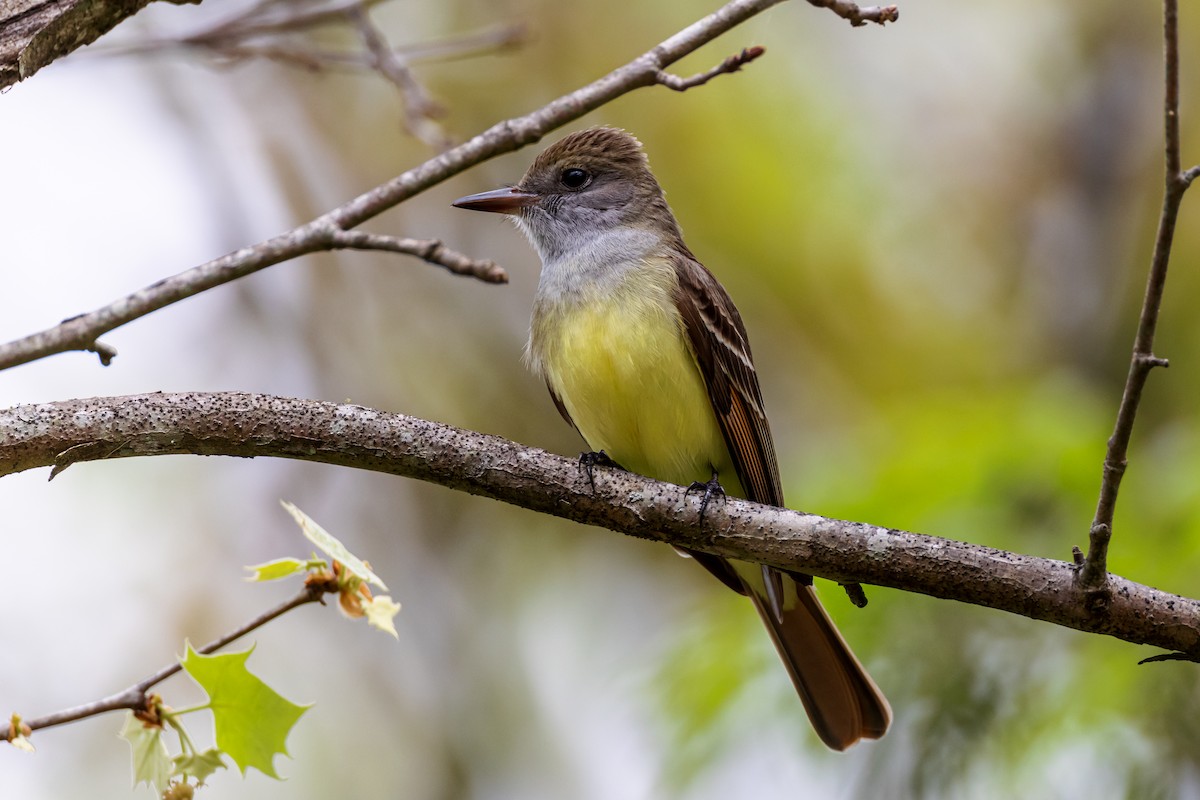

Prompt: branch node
[
  {"left": 1102, "top": 456, "right": 1127, "bottom": 479},
  {"left": 1136, "top": 353, "right": 1169, "bottom": 370},
  {"left": 841, "top": 581, "right": 869, "bottom": 608},
  {"left": 1071, "top": 545, "right": 1085, "bottom": 566},
  {"left": 1075, "top": 523, "right": 1111, "bottom": 593},
  {"left": 89, "top": 340, "right": 118, "bottom": 366},
  {"left": 655, "top": 46, "right": 765, "bottom": 92},
  {"left": 1182, "top": 165, "right": 1200, "bottom": 187}
]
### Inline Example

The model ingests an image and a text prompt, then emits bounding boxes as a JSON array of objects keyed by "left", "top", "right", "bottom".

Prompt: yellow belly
[{"left": 531, "top": 276, "right": 742, "bottom": 496}]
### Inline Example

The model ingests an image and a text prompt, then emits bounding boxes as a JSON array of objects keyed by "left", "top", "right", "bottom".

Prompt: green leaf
[
  {"left": 119, "top": 711, "right": 172, "bottom": 792},
  {"left": 280, "top": 500, "right": 387, "bottom": 590},
  {"left": 245, "top": 558, "right": 309, "bottom": 582},
  {"left": 172, "top": 747, "right": 226, "bottom": 784},
  {"left": 180, "top": 642, "right": 310, "bottom": 779}
]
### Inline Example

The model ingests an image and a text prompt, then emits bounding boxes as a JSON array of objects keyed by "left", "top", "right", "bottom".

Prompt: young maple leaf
[{"left": 180, "top": 643, "right": 310, "bottom": 779}]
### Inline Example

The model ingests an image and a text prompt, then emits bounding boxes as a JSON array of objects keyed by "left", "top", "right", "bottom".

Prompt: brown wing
[
  {"left": 671, "top": 252, "right": 784, "bottom": 509},
  {"left": 671, "top": 250, "right": 891, "bottom": 750}
]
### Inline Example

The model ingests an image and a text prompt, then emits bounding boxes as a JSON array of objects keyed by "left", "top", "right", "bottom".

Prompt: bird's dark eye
[{"left": 560, "top": 168, "right": 590, "bottom": 189}]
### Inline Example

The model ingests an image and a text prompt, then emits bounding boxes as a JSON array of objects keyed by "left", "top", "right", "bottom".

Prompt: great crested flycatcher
[{"left": 452, "top": 126, "right": 890, "bottom": 750}]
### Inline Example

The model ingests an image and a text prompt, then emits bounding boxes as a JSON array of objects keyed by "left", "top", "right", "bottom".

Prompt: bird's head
[{"left": 453, "top": 127, "right": 680, "bottom": 262}]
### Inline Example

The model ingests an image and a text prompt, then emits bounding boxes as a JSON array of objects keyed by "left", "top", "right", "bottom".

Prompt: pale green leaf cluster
[{"left": 280, "top": 500, "right": 388, "bottom": 590}]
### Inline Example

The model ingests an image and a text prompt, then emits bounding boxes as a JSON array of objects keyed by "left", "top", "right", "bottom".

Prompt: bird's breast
[{"left": 528, "top": 260, "right": 735, "bottom": 489}]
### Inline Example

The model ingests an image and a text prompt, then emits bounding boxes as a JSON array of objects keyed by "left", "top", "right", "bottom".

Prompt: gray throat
[{"left": 523, "top": 223, "right": 664, "bottom": 302}]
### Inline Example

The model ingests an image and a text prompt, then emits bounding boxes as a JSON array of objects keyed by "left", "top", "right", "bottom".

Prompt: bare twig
[
  {"left": 1, "top": 586, "right": 324, "bottom": 741},
  {"left": 656, "top": 45, "right": 764, "bottom": 91},
  {"left": 388, "top": 23, "right": 527, "bottom": 65},
  {"left": 344, "top": 4, "right": 450, "bottom": 148},
  {"left": 84, "top": 1, "right": 519, "bottom": 146},
  {"left": 0, "top": 0, "right": 795, "bottom": 373},
  {"left": 196, "top": 42, "right": 366, "bottom": 72},
  {"left": 186, "top": 0, "right": 390, "bottom": 42},
  {"left": 2, "top": 392, "right": 1199, "bottom": 657},
  {"left": 806, "top": 0, "right": 899, "bottom": 27},
  {"left": 105, "top": 14, "right": 526, "bottom": 73},
  {"left": 328, "top": 231, "right": 508, "bottom": 282},
  {"left": 1081, "top": 0, "right": 1198, "bottom": 590}
]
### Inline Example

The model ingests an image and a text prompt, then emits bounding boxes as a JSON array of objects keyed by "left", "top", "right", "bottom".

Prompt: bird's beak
[{"left": 451, "top": 186, "right": 540, "bottom": 214}]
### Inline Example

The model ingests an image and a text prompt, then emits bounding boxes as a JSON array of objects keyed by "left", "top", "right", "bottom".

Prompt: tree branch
[
  {"left": 2, "top": 585, "right": 325, "bottom": 740},
  {"left": 1083, "top": 0, "right": 1197, "bottom": 591},
  {"left": 0, "top": 0, "right": 798, "bottom": 373},
  {"left": 328, "top": 231, "right": 508, "bottom": 282},
  {"left": 3, "top": 392, "right": 1197, "bottom": 657},
  {"left": 344, "top": 3, "right": 450, "bottom": 148},
  {"left": 655, "top": 45, "right": 764, "bottom": 91},
  {"left": 0, "top": 0, "right": 198, "bottom": 90}
]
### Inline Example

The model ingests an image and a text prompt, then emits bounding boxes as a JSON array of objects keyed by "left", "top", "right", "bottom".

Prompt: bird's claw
[
  {"left": 686, "top": 471, "right": 726, "bottom": 524},
  {"left": 579, "top": 450, "right": 621, "bottom": 492}
]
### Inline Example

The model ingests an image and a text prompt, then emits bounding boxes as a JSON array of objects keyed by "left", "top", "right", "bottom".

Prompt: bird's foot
[
  {"left": 579, "top": 450, "right": 622, "bottom": 492},
  {"left": 686, "top": 471, "right": 726, "bottom": 524}
]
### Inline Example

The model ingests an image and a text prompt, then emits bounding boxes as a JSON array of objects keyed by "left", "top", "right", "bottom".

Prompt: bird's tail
[{"left": 735, "top": 562, "right": 891, "bottom": 751}]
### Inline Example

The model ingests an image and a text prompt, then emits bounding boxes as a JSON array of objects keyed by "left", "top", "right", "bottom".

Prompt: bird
[{"left": 452, "top": 126, "right": 890, "bottom": 750}]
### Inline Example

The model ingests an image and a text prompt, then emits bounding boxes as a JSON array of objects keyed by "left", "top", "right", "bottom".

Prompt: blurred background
[{"left": 2, "top": 0, "right": 1199, "bottom": 797}]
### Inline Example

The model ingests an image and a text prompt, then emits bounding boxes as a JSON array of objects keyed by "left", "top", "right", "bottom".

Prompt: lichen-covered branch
[
  {"left": 0, "top": 0, "right": 196, "bottom": 89},
  {"left": 3, "top": 392, "right": 1197, "bottom": 657}
]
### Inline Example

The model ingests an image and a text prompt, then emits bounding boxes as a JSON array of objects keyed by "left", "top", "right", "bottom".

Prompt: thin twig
[
  {"left": 1081, "top": 0, "right": 1197, "bottom": 591},
  {"left": 390, "top": 23, "right": 527, "bottom": 65},
  {"left": 103, "top": 18, "right": 526, "bottom": 72},
  {"left": 88, "top": 0, "right": 517, "bottom": 148},
  {"left": 344, "top": 4, "right": 450, "bottom": 148},
  {"left": 806, "top": 0, "right": 899, "bottom": 27},
  {"left": 328, "top": 231, "right": 508, "bottom": 282},
  {"left": 2, "top": 392, "right": 1199, "bottom": 657},
  {"left": 656, "top": 46, "right": 765, "bottom": 91},
  {"left": 196, "top": 0, "right": 390, "bottom": 42},
  {"left": 202, "top": 42, "right": 369, "bottom": 72},
  {"left": 0, "top": 0, "right": 795, "bottom": 373},
  {"left": 1, "top": 587, "right": 324, "bottom": 740}
]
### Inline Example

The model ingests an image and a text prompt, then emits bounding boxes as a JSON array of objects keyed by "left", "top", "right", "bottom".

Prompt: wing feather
[
  {"left": 672, "top": 251, "right": 891, "bottom": 749},
  {"left": 545, "top": 381, "right": 581, "bottom": 437},
  {"left": 671, "top": 253, "right": 784, "bottom": 508}
]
